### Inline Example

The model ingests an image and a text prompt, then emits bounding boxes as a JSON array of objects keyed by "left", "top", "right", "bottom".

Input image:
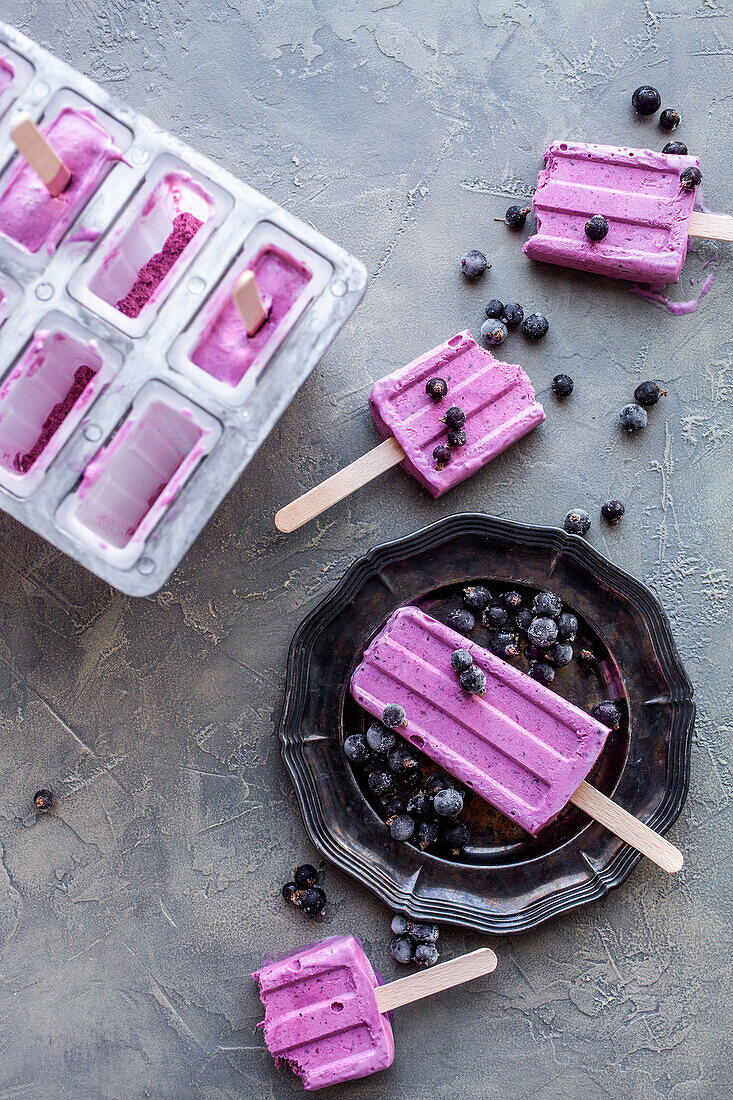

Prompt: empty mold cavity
[
  {"left": 56, "top": 382, "right": 221, "bottom": 570},
  {"left": 0, "top": 272, "right": 22, "bottom": 327},
  {"left": 69, "top": 154, "right": 233, "bottom": 337},
  {"left": 0, "top": 313, "right": 121, "bottom": 498},
  {"left": 0, "top": 44, "right": 33, "bottom": 119},
  {"left": 168, "top": 220, "right": 332, "bottom": 405},
  {"left": 0, "top": 89, "right": 131, "bottom": 268}
]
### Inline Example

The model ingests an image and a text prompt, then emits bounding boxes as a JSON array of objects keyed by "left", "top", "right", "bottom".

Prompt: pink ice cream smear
[
  {"left": 524, "top": 141, "right": 701, "bottom": 285},
  {"left": 0, "top": 331, "right": 101, "bottom": 476},
  {"left": 115, "top": 211, "right": 203, "bottom": 317},
  {"left": 75, "top": 400, "right": 203, "bottom": 548},
  {"left": 0, "top": 106, "right": 122, "bottom": 254},
  {"left": 253, "top": 935, "right": 394, "bottom": 1091},
  {"left": 350, "top": 606, "right": 611, "bottom": 836},
  {"left": 369, "top": 330, "right": 545, "bottom": 498},
  {"left": 190, "top": 245, "right": 312, "bottom": 387},
  {"left": 0, "top": 57, "right": 14, "bottom": 96}
]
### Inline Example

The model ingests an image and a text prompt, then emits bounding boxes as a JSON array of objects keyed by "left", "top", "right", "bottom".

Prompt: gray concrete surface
[{"left": 0, "top": 2, "right": 731, "bottom": 1098}]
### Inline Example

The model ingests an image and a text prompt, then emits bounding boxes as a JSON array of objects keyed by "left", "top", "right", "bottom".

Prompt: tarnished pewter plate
[{"left": 279, "top": 513, "right": 693, "bottom": 935}]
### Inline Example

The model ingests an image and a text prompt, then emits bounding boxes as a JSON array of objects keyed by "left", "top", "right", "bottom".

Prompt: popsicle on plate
[
  {"left": 0, "top": 105, "right": 123, "bottom": 254},
  {"left": 254, "top": 934, "right": 498, "bottom": 1092},
  {"left": 275, "top": 331, "right": 545, "bottom": 531},
  {"left": 350, "top": 606, "right": 683, "bottom": 871},
  {"left": 524, "top": 141, "right": 732, "bottom": 285}
]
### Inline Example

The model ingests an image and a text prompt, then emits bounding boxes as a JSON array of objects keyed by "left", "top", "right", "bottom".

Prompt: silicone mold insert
[
  {"left": 0, "top": 44, "right": 33, "bottom": 118},
  {"left": 57, "top": 382, "right": 222, "bottom": 570},
  {"left": 71, "top": 155, "right": 233, "bottom": 338},
  {"left": 0, "top": 272, "right": 21, "bottom": 328},
  {"left": 0, "top": 316, "right": 119, "bottom": 498},
  {"left": 168, "top": 221, "right": 333, "bottom": 405}
]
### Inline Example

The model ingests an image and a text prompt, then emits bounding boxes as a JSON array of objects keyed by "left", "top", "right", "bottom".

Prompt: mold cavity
[
  {"left": 0, "top": 56, "right": 13, "bottom": 97},
  {"left": 73, "top": 398, "right": 204, "bottom": 549},
  {"left": 0, "top": 331, "right": 100, "bottom": 476},
  {"left": 330, "top": 1001, "right": 344, "bottom": 1013},
  {"left": 88, "top": 172, "right": 212, "bottom": 319}
]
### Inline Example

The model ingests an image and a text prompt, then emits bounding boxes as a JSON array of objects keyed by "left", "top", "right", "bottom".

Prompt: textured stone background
[{"left": 0, "top": 2, "right": 731, "bottom": 1098}]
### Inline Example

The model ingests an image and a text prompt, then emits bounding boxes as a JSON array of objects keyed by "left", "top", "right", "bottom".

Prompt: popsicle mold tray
[{"left": 0, "top": 24, "right": 366, "bottom": 595}]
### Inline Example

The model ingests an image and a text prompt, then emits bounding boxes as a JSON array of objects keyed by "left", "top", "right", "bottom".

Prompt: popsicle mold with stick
[
  {"left": 275, "top": 330, "right": 545, "bottom": 532},
  {"left": 254, "top": 934, "right": 498, "bottom": 1091},
  {"left": 523, "top": 141, "right": 733, "bottom": 284},
  {"left": 350, "top": 606, "right": 683, "bottom": 875}
]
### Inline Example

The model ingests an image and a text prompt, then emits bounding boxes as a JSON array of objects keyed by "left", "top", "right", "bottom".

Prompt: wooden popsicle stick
[
  {"left": 232, "top": 270, "right": 268, "bottom": 336},
  {"left": 688, "top": 210, "right": 733, "bottom": 242},
  {"left": 374, "top": 947, "right": 497, "bottom": 1014},
  {"left": 570, "top": 781, "right": 683, "bottom": 874},
  {"left": 10, "top": 113, "right": 71, "bottom": 197},
  {"left": 275, "top": 435, "right": 405, "bottom": 533}
]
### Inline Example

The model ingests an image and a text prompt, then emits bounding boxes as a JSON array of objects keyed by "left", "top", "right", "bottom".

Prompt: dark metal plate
[{"left": 278, "top": 514, "right": 694, "bottom": 934}]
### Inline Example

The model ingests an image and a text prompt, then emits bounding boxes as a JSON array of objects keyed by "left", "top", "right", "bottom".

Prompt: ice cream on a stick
[
  {"left": 254, "top": 934, "right": 497, "bottom": 1091},
  {"left": 275, "top": 331, "right": 545, "bottom": 532},
  {"left": 0, "top": 107, "right": 123, "bottom": 253},
  {"left": 524, "top": 141, "right": 733, "bottom": 284},
  {"left": 350, "top": 606, "right": 683, "bottom": 873}
]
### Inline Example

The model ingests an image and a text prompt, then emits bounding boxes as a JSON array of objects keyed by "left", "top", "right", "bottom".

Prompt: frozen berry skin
[
  {"left": 532, "top": 590, "right": 562, "bottom": 619},
  {"left": 552, "top": 374, "right": 574, "bottom": 398},
  {"left": 447, "top": 608, "right": 475, "bottom": 635},
  {"left": 501, "top": 302, "right": 524, "bottom": 329},
  {"left": 391, "top": 914, "right": 409, "bottom": 935},
  {"left": 433, "top": 443, "right": 452, "bottom": 470},
  {"left": 463, "top": 585, "right": 491, "bottom": 613},
  {"left": 490, "top": 631, "right": 520, "bottom": 659},
  {"left": 680, "top": 166, "right": 702, "bottom": 189},
  {"left": 282, "top": 881, "right": 301, "bottom": 905},
  {"left": 425, "top": 377, "right": 448, "bottom": 401},
  {"left": 548, "top": 642, "right": 573, "bottom": 668},
  {"left": 528, "top": 616, "right": 558, "bottom": 647},
  {"left": 592, "top": 701, "right": 622, "bottom": 730},
  {"left": 523, "top": 313, "right": 549, "bottom": 340},
  {"left": 577, "top": 648, "right": 598, "bottom": 671},
  {"left": 385, "top": 796, "right": 407, "bottom": 818},
  {"left": 443, "top": 405, "right": 466, "bottom": 430},
  {"left": 407, "top": 792, "right": 434, "bottom": 820},
  {"left": 563, "top": 508, "right": 591, "bottom": 536},
  {"left": 433, "top": 788, "right": 464, "bottom": 818},
  {"left": 481, "top": 318, "right": 508, "bottom": 346},
  {"left": 416, "top": 821, "right": 439, "bottom": 850},
  {"left": 343, "top": 732, "right": 371, "bottom": 764},
  {"left": 632, "top": 85, "right": 661, "bottom": 115},
  {"left": 382, "top": 704, "right": 407, "bottom": 728},
  {"left": 659, "top": 108, "right": 680, "bottom": 131},
  {"left": 634, "top": 380, "right": 666, "bottom": 406},
  {"left": 505, "top": 204, "right": 531, "bottom": 228},
  {"left": 451, "top": 648, "right": 474, "bottom": 674},
  {"left": 33, "top": 788, "right": 55, "bottom": 811},
  {"left": 585, "top": 214, "right": 609, "bottom": 241},
  {"left": 485, "top": 298, "right": 504, "bottom": 319},
  {"left": 514, "top": 607, "right": 533, "bottom": 635},
  {"left": 461, "top": 249, "right": 489, "bottom": 279},
  {"left": 503, "top": 590, "right": 522, "bottom": 611},
  {"left": 447, "top": 428, "right": 467, "bottom": 448},
  {"left": 300, "top": 886, "right": 326, "bottom": 914},
  {"left": 408, "top": 921, "right": 440, "bottom": 945},
  {"left": 484, "top": 603, "right": 508, "bottom": 629},
  {"left": 389, "top": 746, "right": 420, "bottom": 780},
  {"left": 389, "top": 813, "right": 416, "bottom": 841},
  {"left": 424, "top": 774, "right": 451, "bottom": 797},
  {"left": 460, "top": 665, "right": 487, "bottom": 695},
  {"left": 529, "top": 660, "right": 555, "bottom": 685},
  {"left": 662, "top": 140, "right": 687, "bottom": 155},
  {"left": 557, "top": 612, "right": 578, "bottom": 641},
  {"left": 294, "top": 864, "right": 318, "bottom": 887},
  {"left": 368, "top": 769, "right": 395, "bottom": 797},
  {"left": 415, "top": 943, "right": 440, "bottom": 967},
  {"left": 602, "top": 499, "right": 626, "bottom": 524},
  {"left": 390, "top": 935, "right": 414, "bottom": 964},
  {"left": 619, "top": 403, "right": 648, "bottom": 432},
  {"left": 442, "top": 822, "right": 470, "bottom": 854},
  {"left": 366, "top": 722, "right": 396, "bottom": 755}
]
